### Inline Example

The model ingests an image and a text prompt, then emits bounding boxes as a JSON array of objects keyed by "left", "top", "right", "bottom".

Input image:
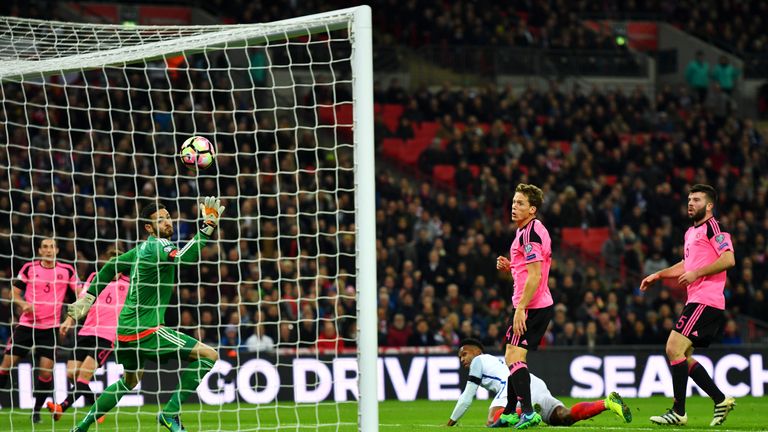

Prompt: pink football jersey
[
  {"left": 683, "top": 218, "right": 733, "bottom": 309},
  {"left": 16, "top": 261, "right": 78, "bottom": 329},
  {"left": 508, "top": 219, "right": 554, "bottom": 309},
  {"left": 78, "top": 272, "right": 131, "bottom": 342}
]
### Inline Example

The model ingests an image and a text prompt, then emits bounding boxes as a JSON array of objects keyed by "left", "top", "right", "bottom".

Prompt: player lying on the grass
[
  {"left": 47, "top": 248, "right": 130, "bottom": 424},
  {"left": 68, "top": 198, "right": 225, "bottom": 432},
  {"left": 446, "top": 339, "right": 632, "bottom": 427}
]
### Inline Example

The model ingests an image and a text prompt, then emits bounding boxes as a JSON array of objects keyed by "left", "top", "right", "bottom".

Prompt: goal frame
[{"left": 0, "top": 5, "right": 378, "bottom": 431}]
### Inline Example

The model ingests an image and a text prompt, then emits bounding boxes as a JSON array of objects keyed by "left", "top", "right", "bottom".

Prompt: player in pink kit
[
  {"left": 0, "top": 237, "right": 79, "bottom": 423},
  {"left": 641, "top": 184, "right": 737, "bottom": 426},
  {"left": 48, "top": 249, "right": 130, "bottom": 422},
  {"left": 491, "top": 184, "right": 554, "bottom": 429}
]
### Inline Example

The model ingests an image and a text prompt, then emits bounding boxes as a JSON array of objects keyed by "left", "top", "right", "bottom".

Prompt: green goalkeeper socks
[
  {"left": 77, "top": 379, "right": 131, "bottom": 430},
  {"left": 163, "top": 358, "right": 216, "bottom": 416}
]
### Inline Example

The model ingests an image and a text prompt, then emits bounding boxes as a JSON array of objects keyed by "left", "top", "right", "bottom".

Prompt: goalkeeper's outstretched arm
[
  {"left": 166, "top": 196, "right": 226, "bottom": 265},
  {"left": 68, "top": 248, "right": 137, "bottom": 321},
  {"left": 86, "top": 249, "right": 137, "bottom": 297}
]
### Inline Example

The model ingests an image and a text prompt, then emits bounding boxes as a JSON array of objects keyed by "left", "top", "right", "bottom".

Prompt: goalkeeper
[{"left": 69, "top": 197, "right": 225, "bottom": 432}]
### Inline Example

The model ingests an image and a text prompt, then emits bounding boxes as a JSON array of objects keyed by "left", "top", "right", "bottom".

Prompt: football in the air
[{"left": 180, "top": 136, "right": 215, "bottom": 169}]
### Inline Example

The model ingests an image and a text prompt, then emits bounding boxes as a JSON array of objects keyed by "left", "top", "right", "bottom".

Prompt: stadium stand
[{"left": 1, "top": 0, "right": 767, "bottom": 352}]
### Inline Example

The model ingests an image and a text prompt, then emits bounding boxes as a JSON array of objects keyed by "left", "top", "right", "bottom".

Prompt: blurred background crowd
[{"left": 1, "top": 0, "right": 767, "bottom": 355}]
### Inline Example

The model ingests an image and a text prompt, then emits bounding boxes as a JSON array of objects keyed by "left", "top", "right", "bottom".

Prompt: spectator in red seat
[
  {"left": 437, "top": 320, "right": 460, "bottom": 348},
  {"left": 408, "top": 319, "right": 438, "bottom": 347},
  {"left": 396, "top": 117, "right": 415, "bottom": 140},
  {"left": 601, "top": 230, "right": 624, "bottom": 270},
  {"left": 316, "top": 321, "right": 346, "bottom": 353},
  {"left": 402, "top": 98, "right": 424, "bottom": 123},
  {"left": 554, "top": 322, "right": 579, "bottom": 346},
  {"left": 422, "top": 249, "right": 449, "bottom": 292},
  {"left": 386, "top": 313, "right": 412, "bottom": 347},
  {"left": 386, "top": 78, "right": 407, "bottom": 104}
]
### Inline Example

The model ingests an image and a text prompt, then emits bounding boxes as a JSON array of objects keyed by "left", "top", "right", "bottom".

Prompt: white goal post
[{"left": 0, "top": 5, "right": 376, "bottom": 431}]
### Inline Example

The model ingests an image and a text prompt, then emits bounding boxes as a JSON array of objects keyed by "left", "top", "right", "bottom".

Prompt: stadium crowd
[
  {"left": 573, "top": 0, "right": 768, "bottom": 56},
  {"left": 3, "top": 0, "right": 766, "bottom": 55},
  {"left": 373, "top": 74, "right": 767, "bottom": 350},
  {"left": 2, "top": 0, "right": 630, "bottom": 52},
  {"left": 1, "top": 69, "right": 766, "bottom": 354},
  {"left": 0, "top": 1, "right": 767, "bottom": 355}
]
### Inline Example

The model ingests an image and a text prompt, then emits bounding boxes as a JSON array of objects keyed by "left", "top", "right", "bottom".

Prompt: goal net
[{"left": 0, "top": 6, "right": 376, "bottom": 431}]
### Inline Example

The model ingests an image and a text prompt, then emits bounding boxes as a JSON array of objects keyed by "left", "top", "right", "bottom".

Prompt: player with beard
[
  {"left": 641, "top": 184, "right": 736, "bottom": 426},
  {"left": 67, "top": 198, "right": 225, "bottom": 432}
]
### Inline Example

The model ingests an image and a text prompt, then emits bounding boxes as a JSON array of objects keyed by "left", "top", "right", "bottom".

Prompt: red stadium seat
[
  {"left": 335, "top": 103, "right": 353, "bottom": 126},
  {"left": 433, "top": 165, "right": 456, "bottom": 187},
  {"left": 583, "top": 228, "right": 609, "bottom": 255},
  {"left": 317, "top": 105, "right": 335, "bottom": 125},
  {"left": 605, "top": 175, "right": 618, "bottom": 186},
  {"left": 672, "top": 167, "right": 695, "bottom": 183},
  {"left": 556, "top": 140, "right": 571, "bottom": 154},
  {"left": 619, "top": 133, "right": 632, "bottom": 145},
  {"left": 683, "top": 167, "right": 695, "bottom": 182},
  {"left": 561, "top": 227, "right": 610, "bottom": 257},
  {"left": 469, "top": 165, "right": 480, "bottom": 177},
  {"left": 381, "top": 138, "right": 405, "bottom": 159},
  {"left": 399, "top": 138, "right": 432, "bottom": 165},
  {"left": 381, "top": 104, "right": 404, "bottom": 133},
  {"left": 333, "top": 103, "right": 354, "bottom": 140},
  {"left": 561, "top": 228, "right": 587, "bottom": 250},
  {"left": 415, "top": 121, "right": 440, "bottom": 140},
  {"left": 632, "top": 133, "right": 650, "bottom": 145}
]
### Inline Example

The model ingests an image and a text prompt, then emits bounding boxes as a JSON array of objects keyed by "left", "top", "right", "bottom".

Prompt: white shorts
[
  {"left": 530, "top": 374, "right": 565, "bottom": 424},
  {"left": 489, "top": 381, "right": 508, "bottom": 409},
  {"left": 487, "top": 375, "right": 565, "bottom": 424}
]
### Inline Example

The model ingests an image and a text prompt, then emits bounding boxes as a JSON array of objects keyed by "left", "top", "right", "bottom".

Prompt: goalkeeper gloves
[
  {"left": 67, "top": 293, "right": 96, "bottom": 321},
  {"left": 200, "top": 196, "right": 225, "bottom": 237}
]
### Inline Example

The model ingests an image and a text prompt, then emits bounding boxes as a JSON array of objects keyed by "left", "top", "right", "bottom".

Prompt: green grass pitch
[{"left": 0, "top": 396, "right": 764, "bottom": 431}]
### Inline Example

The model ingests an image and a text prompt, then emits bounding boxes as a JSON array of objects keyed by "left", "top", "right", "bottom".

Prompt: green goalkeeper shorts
[{"left": 115, "top": 327, "right": 198, "bottom": 371}]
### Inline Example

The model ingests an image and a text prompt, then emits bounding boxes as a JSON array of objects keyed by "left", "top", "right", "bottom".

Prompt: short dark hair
[
  {"left": 36, "top": 236, "right": 56, "bottom": 249},
  {"left": 139, "top": 202, "right": 166, "bottom": 224},
  {"left": 515, "top": 183, "right": 544, "bottom": 210},
  {"left": 459, "top": 338, "right": 484, "bottom": 352},
  {"left": 690, "top": 184, "right": 717, "bottom": 206}
]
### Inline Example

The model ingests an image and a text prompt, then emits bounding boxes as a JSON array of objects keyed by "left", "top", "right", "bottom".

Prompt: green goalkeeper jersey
[{"left": 87, "top": 233, "right": 208, "bottom": 336}]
